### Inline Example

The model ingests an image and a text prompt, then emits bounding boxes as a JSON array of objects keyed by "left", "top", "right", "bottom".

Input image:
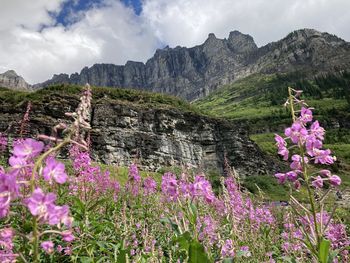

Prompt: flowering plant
[{"left": 274, "top": 87, "right": 349, "bottom": 262}]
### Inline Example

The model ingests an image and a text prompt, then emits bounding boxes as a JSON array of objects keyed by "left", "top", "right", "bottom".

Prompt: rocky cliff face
[
  {"left": 37, "top": 29, "right": 350, "bottom": 100},
  {"left": 0, "top": 70, "right": 31, "bottom": 90},
  {"left": 0, "top": 94, "right": 278, "bottom": 176}
]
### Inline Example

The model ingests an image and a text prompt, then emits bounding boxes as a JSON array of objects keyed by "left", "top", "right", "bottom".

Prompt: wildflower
[
  {"left": 310, "top": 121, "right": 325, "bottom": 140},
  {"left": 285, "top": 122, "right": 308, "bottom": 144},
  {"left": 0, "top": 228, "right": 14, "bottom": 250},
  {"left": 161, "top": 172, "right": 178, "bottom": 201},
  {"left": 221, "top": 239, "right": 235, "bottom": 258},
  {"left": 42, "top": 157, "right": 68, "bottom": 184},
  {"left": 41, "top": 241, "right": 54, "bottom": 254},
  {"left": 128, "top": 163, "right": 141, "bottom": 183},
  {"left": 286, "top": 171, "right": 298, "bottom": 182},
  {"left": 191, "top": 175, "right": 215, "bottom": 203},
  {"left": 329, "top": 175, "right": 341, "bottom": 186},
  {"left": 26, "top": 188, "right": 56, "bottom": 219},
  {"left": 319, "top": 169, "right": 331, "bottom": 177},
  {"left": 13, "top": 138, "right": 44, "bottom": 159},
  {"left": 275, "top": 173, "right": 287, "bottom": 184},
  {"left": 275, "top": 134, "right": 289, "bottom": 160},
  {"left": 61, "top": 230, "right": 75, "bottom": 242},
  {"left": 0, "top": 228, "right": 16, "bottom": 262},
  {"left": 143, "top": 177, "right": 157, "bottom": 196},
  {"left": 197, "top": 215, "right": 218, "bottom": 245},
  {"left": 0, "top": 171, "right": 19, "bottom": 218},
  {"left": 299, "top": 107, "right": 313, "bottom": 124},
  {"left": 290, "top": 154, "right": 308, "bottom": 170},
  {"left": 25, "top": 188, "right": 71, "bottom": 226},
  {"left": 311, "top": 176, "right": 323, "bottom": 188},
  {"left": 312, "top": 148, "right": 334, "bottom": 165}
]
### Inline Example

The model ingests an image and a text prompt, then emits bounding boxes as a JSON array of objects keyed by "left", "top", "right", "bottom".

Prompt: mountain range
[{"left": 1, "top": 28, "right": 350, "bottom": 101}]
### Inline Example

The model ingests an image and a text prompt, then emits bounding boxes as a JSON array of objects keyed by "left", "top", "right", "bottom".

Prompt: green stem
[
  {"left": 288, "top": 87, "right": 321, "bottom": 253},
  {"left": 30, "top": 137, "right": 70, "bottom": 263}
]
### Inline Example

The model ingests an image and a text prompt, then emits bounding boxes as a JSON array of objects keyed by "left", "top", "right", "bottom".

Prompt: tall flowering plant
[
  {"left": 0, "top": 84, "right": 93, "bottom": 262},
  {"left": 274, "top": 87, "right": 349, "bottom": 262}
]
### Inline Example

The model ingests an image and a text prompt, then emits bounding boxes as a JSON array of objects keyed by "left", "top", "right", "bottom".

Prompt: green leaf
[
  {"left": 174, "top": 231, "right": 191, "bottom": 251},
  {"left": 188, "top": 240, "right": 210, "bottom": 263},
  {"left": 117, "top": 249, "right": 128, "bottom": 263},
  {"left": 222, "top": 258, "right": 234, "bottom": 263},
  {"left": 319, "top": 238, "right": 331, "bottom": 263}
]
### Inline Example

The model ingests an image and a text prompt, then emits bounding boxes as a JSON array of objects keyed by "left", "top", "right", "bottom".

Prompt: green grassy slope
[
  {"left": 0, "top": 84, "right": 199, "bottom": 113},
  {"left": 195, "top": 72, "right": 350, "bottom": 193}
]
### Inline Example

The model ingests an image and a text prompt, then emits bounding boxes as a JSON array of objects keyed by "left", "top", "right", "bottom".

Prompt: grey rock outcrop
[
  {"left": 0, "top": 94, "right": 278, "bottom": 176},
  {"left": 0, "top": 70, "right": 31, "bottom": 90},
  {"left": 37, "top": 29, "right": 350, "bottom": 100}
]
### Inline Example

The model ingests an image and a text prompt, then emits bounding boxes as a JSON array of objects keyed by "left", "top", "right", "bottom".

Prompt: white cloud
[
  {"left": 0, "top": 0, "right": 158, "bottom": 84},
  {"left": 142, "top": 0, "right": 350, "bottom": 48},
  {"left": 0, "top": 0, "right": 350, "bottom": 84}
]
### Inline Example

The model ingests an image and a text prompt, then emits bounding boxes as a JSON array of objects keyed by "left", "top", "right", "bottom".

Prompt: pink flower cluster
[
  {"left": 0, "top": 228, "right": 16, "bottom": 262},
  {"left": 221, "top": 239, "right": 235, "bottom": 258},
  {"left": 275, "top": 107, "right": 341, "bottom": 188},
  {"left": 161, "top": 173, "right": 215, "bottom": 203},
  {"left": 25, "top": 188, "right": 72, "bottom": 227},
  {"left": 126, "top": 163, "right": 142, "bottom": 196},
  {"left": 69, "top": 146, "right": 120, "bottom": 200}
]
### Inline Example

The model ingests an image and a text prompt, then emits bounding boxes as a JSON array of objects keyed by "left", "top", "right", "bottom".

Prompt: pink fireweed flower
[
  {"left": 48, "top": 205, "right": 71, "bottom": 226},
  {"left": 310, "top": 121, "right": 325, "bottom": 140},
  {"left": 305, "top": 135, "right": 323, "bottom": 156},
  {"left": 285, "top": 122, "right": 308, "bottom": 144},
  {"left": 0, "top": 228, "right": 14, "bottom": 250},
  {"left": 275, "top": 134, "right": 289, "bottom": 160},
  {"left": 143, "top": 177, "right": 157, "bottom": 196},
  {"left": 41, "top": 241, "right": 54, "bottom": 254},
  {"left": 312, "top": 176, "right": 323, "bottom": 188},
  {"left": 221, "top": 239, "right": 235, "bottom": 258},
  {"left": 275, "top": 173, "right": 287, "bottom": 184},
  {"left": 190, "top": 175, "right": 215, "bottom": 203},
  {"left": 25, "top": 188, "right": 72, "bottom": 226},
  {"left": 286, "top": 171, "right": 298, "bottom": 182},
  {"left": 319, "top": 169, "right": 332, "bottom": 177},
  {"left": 294, "top": 180, "right": 301, "bottom": 190},
  {"left": 61, "top": 230, "right": 75, "bottom": 242},
  {"left": 13, "top": 138, "right": 44, "bottom": 159},
  {"left": 42, "top": 157, "right": 68, "bottom": 184},
  {"left": 290, "top": 154, "right": 308, "bottom": 170},
  {"left": 128, "top": 163, "right": 141, "bottom": 183},
  {"left": 197, "top": 215, "right": 218, "bottom": 245},
  {"left": 0, "top": 170, "right": 19, "bottom": 218},
  {"left": 0, "top": 228, "right": 16, "bottom": 262},
  {"left": 26, "top": 188, "right": 56, "bottom": 218},
  {"left": 312, "top": 148, "right": 335, "bottom": 165},
  {"left": 299, "top": 107, "right": 313, "bottom": 124},
  {"left": 161, "top": 172, "right": 178, "bottom": 201},
  {"left": 8, "top": 156, "right": 27, "bottom": 170},
  {"left": 329, "top": 175, "right": 341, "bottom": 186}
]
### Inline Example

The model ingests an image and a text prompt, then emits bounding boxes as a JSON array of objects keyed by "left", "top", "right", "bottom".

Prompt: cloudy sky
[{"left": 1, "top": 0, "right": 349, "bottom": 84}]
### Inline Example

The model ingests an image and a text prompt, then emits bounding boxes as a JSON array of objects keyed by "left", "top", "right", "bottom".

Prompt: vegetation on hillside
[
  {"left": 0, "top": 84, "right": 199, "bottom": 113},
  {"left": 0, "top": 85, "right": 349, "bottom": 262}
]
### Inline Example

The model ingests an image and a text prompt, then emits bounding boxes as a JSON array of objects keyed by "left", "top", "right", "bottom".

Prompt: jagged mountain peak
[
  {"left": 3, "top": 70, "right": 19, "bottom": 77},
  {"left": 0, "top": 70, "right": 31, "bottom": 90},
  {"left": 36, "top": 28, "right": 350, "bottom": 101}
]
